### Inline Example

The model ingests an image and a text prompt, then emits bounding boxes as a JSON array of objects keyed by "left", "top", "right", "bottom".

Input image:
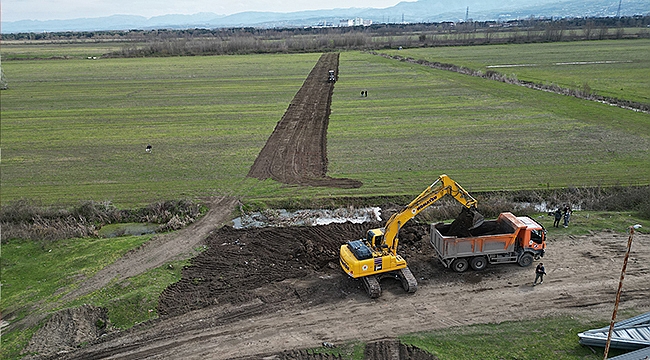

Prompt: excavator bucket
[
  {"left": 447, "top": 207, "right": 485, "bottom": 237},
  {"left": 468, "top": 208, "right": 485, "bottom": 230}
]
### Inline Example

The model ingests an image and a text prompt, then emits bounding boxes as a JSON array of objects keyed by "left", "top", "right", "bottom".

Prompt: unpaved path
[
  {"left": 62, "top": 196, "right": 239, "bottom": 301},
  {"left": 11, "top": 196, "right": 240, "bottom": 336},
  {"left": 247, "top": 52, "right": 361, "bottom": 188},
  {"left": 57, "top": 224, "right": 650, "bottom": 359}
]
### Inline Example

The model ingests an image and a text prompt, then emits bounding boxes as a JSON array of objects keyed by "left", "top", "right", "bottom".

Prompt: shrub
[{"left": 0, "top": 199, "right": 205, "bottom": 245}]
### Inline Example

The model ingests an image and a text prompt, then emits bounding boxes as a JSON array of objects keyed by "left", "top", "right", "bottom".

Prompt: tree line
[{"left": 2, "top": 16, "right": 649, "bottom": 57}]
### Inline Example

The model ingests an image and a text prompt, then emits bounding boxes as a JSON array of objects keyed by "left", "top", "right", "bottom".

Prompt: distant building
[
  {"left": 339, "top": 18, "right": 372, "bottom": 27},
  {"left": 311, "top": 20, "right": 335, "bottom": 28}
]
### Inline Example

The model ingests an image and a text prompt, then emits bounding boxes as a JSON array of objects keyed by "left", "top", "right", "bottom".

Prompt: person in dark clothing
[
  {"left": 553, "top": 208, "right": 562, "bottom": 228},
  {"left": 563, "top": 204, "right": 572, "bottom": 228},
  {"left": 533, "top": 262, "right": 546, "bottom": 285}
]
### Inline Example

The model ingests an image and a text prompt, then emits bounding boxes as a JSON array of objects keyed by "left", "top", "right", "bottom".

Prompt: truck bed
[{"left": 430, "top": 214, "right": 520, "bottom": 263}]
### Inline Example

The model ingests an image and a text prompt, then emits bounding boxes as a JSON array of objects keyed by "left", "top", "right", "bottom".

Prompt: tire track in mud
[{"left": 247, "top": 52, "right": 362, "bottom": 189}]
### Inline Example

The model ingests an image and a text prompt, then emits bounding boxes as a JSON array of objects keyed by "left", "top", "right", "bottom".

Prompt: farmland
[
  {"left": 384, "top": 39, "right": 650, "bottom": 105},
  {"left": 1, "top": 40, "right": 649, "bottom": 208},
  {"left": 1, "top": 39, "right": 650, "bottom": 359}
]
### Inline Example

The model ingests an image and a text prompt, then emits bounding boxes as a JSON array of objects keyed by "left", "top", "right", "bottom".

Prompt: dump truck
[
  {"left": 340, "top": 174, "right": 484, "bottom": 298},
  {"left": 430, "top": 212, "right": 546, "bottom": 272}
]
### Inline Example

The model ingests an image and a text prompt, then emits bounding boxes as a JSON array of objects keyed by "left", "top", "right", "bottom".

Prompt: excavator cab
[
  {"left": 366, "top": 229, "right": 385, "bottom": 249},
  {"left": 327, "top": 70, "right": 336, "bottom": 82}
]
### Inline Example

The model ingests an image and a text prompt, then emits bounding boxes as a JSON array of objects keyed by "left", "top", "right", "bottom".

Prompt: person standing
[
  {"left": 563, "top": 204, "right": 572, "bottom": 228},
  {"left": 553, "top": 208, "right": 562, "bottom": 228},
  {"left": 533, "top": 262, "right": 546, "bottom": 285}
]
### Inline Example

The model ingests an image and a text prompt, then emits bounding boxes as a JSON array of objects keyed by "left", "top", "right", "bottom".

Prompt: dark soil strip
[
  {"left": 374, "top": 52, "right": 650, "bottom": 114},
  {"left": 247, "top": 52, "right": 362, "bottom": 188}
]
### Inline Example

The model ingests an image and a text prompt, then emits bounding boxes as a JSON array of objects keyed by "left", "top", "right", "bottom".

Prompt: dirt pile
[
  {"left": 245, "top": 349, "right": 343, "bottom": 359},
  {"left": 157, "top": 222, "right": 430, "bottom": 316},
  {"left": 22, "top": 305, "right": 108, "bottom": 359},
  {"left": 247, "top": 52, "right": 362, "bottom": 189},
  {"left": 364, "top": 340, "right": 438, "bottom": 360},
  {"left": 238, "top": 339, "right": 437, "bottom": 360}
]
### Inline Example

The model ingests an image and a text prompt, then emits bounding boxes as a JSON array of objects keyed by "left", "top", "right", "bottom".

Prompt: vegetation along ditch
[{"left": 2, "top": 186, "right": 648, "bottom": 245}]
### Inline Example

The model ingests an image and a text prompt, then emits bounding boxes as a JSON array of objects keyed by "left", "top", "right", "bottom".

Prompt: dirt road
[{"left": 56, "top": 222, "right": 649, "bottom": 359}]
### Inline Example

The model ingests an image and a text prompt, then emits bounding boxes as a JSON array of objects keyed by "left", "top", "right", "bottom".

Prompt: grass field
[
  {"left": 400, "top": 316, "right": 629, "bottom": 360},
  {"left": 384, "top": 39, "right": 650, "bottom": 105},
  {"left": 0, "top": 234, "right": 188, "bottom": 359},
  {"left": 1, "top": 41, "right": 649, "bottom": 209},
  {"left": 0, "top": 41, "right": 132, "bottom": 60}
]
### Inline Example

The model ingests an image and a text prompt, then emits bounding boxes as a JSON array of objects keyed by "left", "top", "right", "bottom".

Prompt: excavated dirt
[
  {"left": 247, "top": 52, "right": 362, "bottom": 189},
  {"left": 22, "top": 305, "right": 108, "bottom": 359},
  {"left": 157, "top": 222, "right": 427, "bottom": 317},
  {"left": 364, "top": 339, "right": 438, "bottom": 360}
]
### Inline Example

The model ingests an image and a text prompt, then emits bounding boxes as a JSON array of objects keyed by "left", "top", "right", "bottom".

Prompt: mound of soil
[
  {"left": 157, "top": 222, "right": 430, "bottom": 317},
  {"left": 238, "top": 339, "right": 437, "bottom": 360},
  {"left": 22, "top": 305, "right": 108, "bottom": 359},
  {"left": 364, "top": 340, "right": 438, "bottom": 360},
  {"left": 247, "top": 52, "right": 362, "bottom": 189}
]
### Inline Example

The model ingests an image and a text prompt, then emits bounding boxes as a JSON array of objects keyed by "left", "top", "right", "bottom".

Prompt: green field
[
  {"left": 0, "top": 40, "right": 132, "bottom": 60},
  {"left": 2, "top": 41, "right": 649, "bottom": 208},
  {"left": 385, "top": 39, "right": 650, "bottom": 104}
]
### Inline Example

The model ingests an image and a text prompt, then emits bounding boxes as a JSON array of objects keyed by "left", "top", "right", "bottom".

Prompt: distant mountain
[{"left": 2, "top": 0, "right": 648, "bottom": 33}]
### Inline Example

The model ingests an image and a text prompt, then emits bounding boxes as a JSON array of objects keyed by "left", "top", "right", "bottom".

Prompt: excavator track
[
  {"left": 362, "top": 275, "right": 382, "bottom": 298},
  {"left": 398, "top": 267, "right": 418, "bottom": 293}
]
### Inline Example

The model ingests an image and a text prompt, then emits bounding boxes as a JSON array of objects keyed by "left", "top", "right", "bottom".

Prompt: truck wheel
[
  {"left": 470, "top": 256, "right": 487, "bottom": 271},
  {"left": 451, "top": 258, "right": 469, "bottom": 273},
  {"left": 518, "top": 253, "right": 534, "bottom": 267}
]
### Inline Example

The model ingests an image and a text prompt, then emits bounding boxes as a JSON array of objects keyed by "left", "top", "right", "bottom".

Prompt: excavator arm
[{"left": 379, "top": 174, "right": 483, "bottom": 254}]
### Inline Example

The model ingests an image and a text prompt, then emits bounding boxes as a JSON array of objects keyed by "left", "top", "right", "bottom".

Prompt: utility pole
[
  {"left": 616, "top": 0, "right": 622, "bottom": 18},
  {"left": 603, "top": 224, "right": 641, "bottom": 359},
  {"left": 466, "top": 7, "right": 469, "bottom": 22}
]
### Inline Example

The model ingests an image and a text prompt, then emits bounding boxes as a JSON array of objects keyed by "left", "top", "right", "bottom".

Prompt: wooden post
[{"left": 603, "top": 225, "right": 637, "bottom": 359}]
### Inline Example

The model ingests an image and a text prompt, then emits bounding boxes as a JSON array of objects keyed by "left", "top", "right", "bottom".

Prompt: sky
[{"left": 1, "top": 0, "right": 409, "bottom": 22}]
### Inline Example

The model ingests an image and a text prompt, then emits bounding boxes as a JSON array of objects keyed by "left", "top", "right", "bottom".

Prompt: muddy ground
[{"left": 20, "top": 53, "right": 650, "bottom": 359}]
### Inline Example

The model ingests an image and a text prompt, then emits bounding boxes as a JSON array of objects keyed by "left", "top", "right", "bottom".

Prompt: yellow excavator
[{"left": 339, "top": 174, "right": 484, "bottom": 298}]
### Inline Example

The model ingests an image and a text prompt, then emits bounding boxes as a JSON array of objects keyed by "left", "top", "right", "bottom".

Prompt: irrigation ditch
[{"left": 374, "top": 51, "right": 650, "bottom": 114}]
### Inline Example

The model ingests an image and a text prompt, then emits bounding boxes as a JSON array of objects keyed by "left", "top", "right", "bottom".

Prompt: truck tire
[
  {"left": 518, "top": 253, "right": 534, "bottom": 267},
  {"left": 451, "top": 258, "right": 469, "bottom": 273},
  {"left": 470, "top": 256, "right": 487, "bottom": 271}
]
